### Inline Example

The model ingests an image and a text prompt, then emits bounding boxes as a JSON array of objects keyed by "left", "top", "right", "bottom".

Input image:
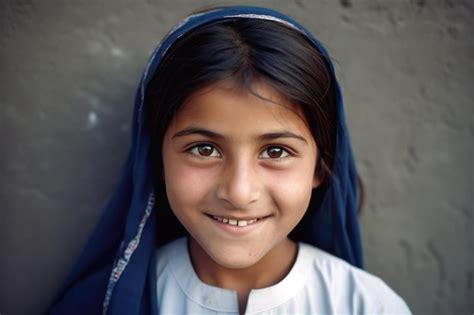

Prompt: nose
[{"left": 215, "top": 156, "right": 261, "bottom": 209}]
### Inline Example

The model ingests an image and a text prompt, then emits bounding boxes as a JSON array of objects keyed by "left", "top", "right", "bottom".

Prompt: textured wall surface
[{"left": 0, "top": 0, "right": 472, "bottom": 314}]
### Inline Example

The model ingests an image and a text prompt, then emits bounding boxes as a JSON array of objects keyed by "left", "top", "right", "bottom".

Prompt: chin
[{"left": 207, "top": 245, "right": 267, "bottom": 270}]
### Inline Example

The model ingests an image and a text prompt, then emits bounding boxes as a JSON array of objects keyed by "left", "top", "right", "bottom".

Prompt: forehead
[{"left": 172, "top": 80, "right": 310, "bottom": 134}]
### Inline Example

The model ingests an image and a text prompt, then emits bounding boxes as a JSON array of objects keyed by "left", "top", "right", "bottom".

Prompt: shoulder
[
  {"left": 298, "top": 242, "right": 411, "bottom": 314},
  {"left": 155, "top": 237, "right": 187, "bottom": 276},
  {"left": 154, "top": 237, "right": 191, "bottom": 307}
]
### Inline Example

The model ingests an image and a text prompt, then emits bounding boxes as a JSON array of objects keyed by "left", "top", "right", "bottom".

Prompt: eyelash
[
  {"left": 187, "top": 143, "right": 221, "bottom": 158},
  {"left": 186, "top": 143, "right": 294, "bottom": 161},
  {"left": 259, "top": 146, "right": 291, "bottom": 160}
]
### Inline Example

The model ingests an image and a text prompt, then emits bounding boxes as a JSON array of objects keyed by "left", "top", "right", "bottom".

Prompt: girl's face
[{"left": 162, "top": 80, "right": 319, "bottom": 270}]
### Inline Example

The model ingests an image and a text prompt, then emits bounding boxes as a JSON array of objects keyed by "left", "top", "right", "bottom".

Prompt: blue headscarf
[{"left": 49, "top": 6, "right": 363, "bottom": 315}]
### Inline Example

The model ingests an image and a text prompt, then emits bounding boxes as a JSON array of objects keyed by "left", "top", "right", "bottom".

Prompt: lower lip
[{"left": 208, "top": 216, "right": 267, "bottom": 236}]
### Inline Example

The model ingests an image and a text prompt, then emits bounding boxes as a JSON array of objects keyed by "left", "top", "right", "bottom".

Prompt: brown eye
[
  {"left": 189, "top": 144, "right": 221, "bottom": 158},
  {"left": 268, "top": 147, "right": 283, "bottom": 158},
  {"left": 260, "top": 146, "right": 290, "bottom": 159},
  {"left": 198, "top": 145, "right": 213, "bottom": 156}
]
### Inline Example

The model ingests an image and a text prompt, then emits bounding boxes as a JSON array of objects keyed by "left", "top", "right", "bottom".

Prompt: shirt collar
[{"left": 168, "top": 237, "right": 308, "bottom": 313}]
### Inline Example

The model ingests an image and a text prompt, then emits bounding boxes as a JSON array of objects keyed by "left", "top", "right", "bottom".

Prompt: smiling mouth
[{"left": 209, "top": 214, "right": 267, "bottom": 227}]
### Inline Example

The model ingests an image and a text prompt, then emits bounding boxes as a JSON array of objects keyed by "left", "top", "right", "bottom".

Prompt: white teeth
[
  {"left": 238, "top": 220, "right": 248, "bottom": 227},
  {"left": 212, "top": 215, "right": 261, "bottom": 227}
]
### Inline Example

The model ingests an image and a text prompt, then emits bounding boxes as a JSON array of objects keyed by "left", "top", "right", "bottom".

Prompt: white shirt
[{"left": 155, "top": 237, "right": 411, "bottom": 314}]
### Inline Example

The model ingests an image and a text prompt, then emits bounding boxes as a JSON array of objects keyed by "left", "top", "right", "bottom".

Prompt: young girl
[{"left": 49, "top": 6, "right": 410, "bottom": 315}]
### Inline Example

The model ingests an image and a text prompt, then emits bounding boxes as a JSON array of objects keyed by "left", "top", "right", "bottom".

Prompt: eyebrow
[
  {"left": 172, "top": 127, "right": 308, "bottom": 145},
  {"left": 172, "top": 127, "right": 224, "bottom": 140},
  {"left": 259, "top": 132, "right": 308, "bottom": 144}
]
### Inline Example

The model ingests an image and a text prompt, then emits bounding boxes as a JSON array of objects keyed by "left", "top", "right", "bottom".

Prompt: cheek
[
  {"left": 163, "top": 155, "right": 216, "bottom": 211},
  {"left": 275, "top": 171, "right": 314, "bottom": 199},
  {"left": 265, "top": 161, "right": 316, "bottom": 218},
  {"left": 272, "top": 156, "right": 316, "bottom": 193},
  {"left": 274, "top": 182, "right": 313, "bottom": 218}
]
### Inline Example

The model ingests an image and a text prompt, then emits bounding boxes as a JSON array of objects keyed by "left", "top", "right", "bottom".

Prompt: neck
[{"left": 188, "top": 237, "right": 298, "bottom": 314}]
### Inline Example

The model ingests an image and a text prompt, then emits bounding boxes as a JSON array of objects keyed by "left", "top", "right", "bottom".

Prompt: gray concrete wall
[{"left": 0, "top": 0, "right": 472, "bottom": 314}]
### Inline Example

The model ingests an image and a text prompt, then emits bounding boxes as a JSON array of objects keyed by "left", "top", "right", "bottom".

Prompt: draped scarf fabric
[{"left": 49, "top": 6, "right": 363, "bottom": 315}]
